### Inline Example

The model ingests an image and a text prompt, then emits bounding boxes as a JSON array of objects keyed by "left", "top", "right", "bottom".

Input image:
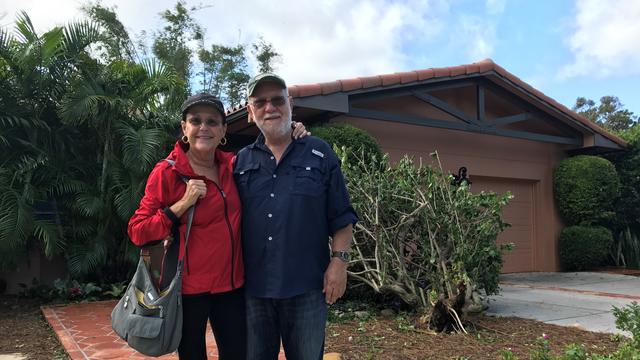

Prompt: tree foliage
[
  {"left": 0, "top": 10, "right": 180, "bottom": 281},
  {"left": 311, "top": 123, "right": 383, "bottom": 166},
  {"left": 574, "top": 96, "right": 638, "bottom": 133},
  {"left": 1, "top": 4, "right": 282, "bottom": 282},
  {"left": 553, "top": 155, "right": 620, "bottom": 226},
  {"left": 338, "top": 147, "right": 510, "bottom": 311},
  {"left": 558, "top": 225, "right": 613, "bottom": 271},
  {"left": 198, "top": 44, "right": 250, "bottom": 107},
  {"left": 252, "top": 36, "right": 280, "bottom": 73}
]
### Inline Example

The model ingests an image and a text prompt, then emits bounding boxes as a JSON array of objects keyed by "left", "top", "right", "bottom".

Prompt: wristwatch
[{"left": 331, "top": 250, "right": 351, "bottom": 262}]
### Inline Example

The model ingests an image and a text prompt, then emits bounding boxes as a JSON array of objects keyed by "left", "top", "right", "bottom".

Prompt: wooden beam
[
  {"left": 477, "top": 85, "right": 486, "bottom": 123},
  {"left": 348, "top": 106, "right": 582, "bottom": 145},
  {"left": 492, "top": 113, "right": 531, "bottom": 126},
  {"left": 411, "top": 91, "right": 478, "bottom": 125},
  {"left": 350, "top": 79, "right": 477, "bottom": 104},
  {"left": 294, "top": 93, "right": 349, "bottom": 113},
  {"left": 349, "top": 107, "right": 475, "bottom": 132}
]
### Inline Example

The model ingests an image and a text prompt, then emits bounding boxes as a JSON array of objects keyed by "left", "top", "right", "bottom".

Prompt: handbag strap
[{"left": 164, "top": 159, "right": 195, "bottom": 272}]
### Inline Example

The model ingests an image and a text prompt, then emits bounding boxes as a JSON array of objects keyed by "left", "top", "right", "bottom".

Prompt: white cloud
[
  {"left": 559, "top": 0, "right": 640, "bottom": 79},
  {"left": 453, "top": 15, "right": 496, "bottom": 60},
  {"left": 0, "top": 0, "right": 449, "bottom": 85}
]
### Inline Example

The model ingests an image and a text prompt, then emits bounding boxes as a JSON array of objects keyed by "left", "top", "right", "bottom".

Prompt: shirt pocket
[
  {"left": 291, "top": 160, "right": 325, "bottom": 197},
  {"left": 233, "top": 162, "right": 261, "bottom": 198}
]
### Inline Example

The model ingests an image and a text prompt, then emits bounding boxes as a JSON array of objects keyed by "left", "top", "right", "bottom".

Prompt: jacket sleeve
[{"left": 127, "top": 162, "right": 176, "bottom": 246}]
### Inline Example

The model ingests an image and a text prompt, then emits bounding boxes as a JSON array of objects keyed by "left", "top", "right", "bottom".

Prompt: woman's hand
[
  {"left": 291, "top": 121, "right": 311, "bottom": 139},
  {"left": 182, "top": 179, "right": 206, "bottom": 206},
  {"left": 163, "top": 234, "right": 174, "bottom": 250}
]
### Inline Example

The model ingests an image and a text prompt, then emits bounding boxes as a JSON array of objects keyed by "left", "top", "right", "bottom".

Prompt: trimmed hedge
[
  {"left": 553, "top": 155, "right": 619, "bottom": 225},
  {"left": 310, "top": 123, "right": 382, "bottom": 163},
  {"left": 559, "top": 225, "right": 613, "bottom": 271}
]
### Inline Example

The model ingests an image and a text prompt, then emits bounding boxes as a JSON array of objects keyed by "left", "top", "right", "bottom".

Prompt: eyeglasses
[
  {"left": 250, "top": 96, "right": 287, "bottom": 109},
  {"left": 187, "top": 118, "right": 223, "bottom": 127}
]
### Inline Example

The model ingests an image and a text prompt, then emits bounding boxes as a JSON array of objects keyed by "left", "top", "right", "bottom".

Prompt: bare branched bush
[{"left": 337, "top": 147, "right": 511, "bottom": 313}]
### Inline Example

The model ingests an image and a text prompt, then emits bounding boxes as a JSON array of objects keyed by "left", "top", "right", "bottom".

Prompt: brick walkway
[{"left": 42, "top": 300, "right": 286, "bottom": 359}]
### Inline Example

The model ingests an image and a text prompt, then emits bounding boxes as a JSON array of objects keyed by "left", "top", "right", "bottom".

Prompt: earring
[
  {"left": 220, "top": 136, "right": 227, "bottom": 146},
  {"left": 181, "top": 135, "right": 189, "bottom": 143}
]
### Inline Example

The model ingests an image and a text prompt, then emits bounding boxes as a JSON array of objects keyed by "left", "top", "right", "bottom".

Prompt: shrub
[
  {"left": 337, "top": 147, "right": 510, "bottom": 310},
  {"left": 311, "top": 123, "right": 382, "bottom": 164},
  {"left": 553, "top": 155, "right": 619, "bottom": 226},
  {"left": 605, "top": 127, "right": 640, "bottom": 226},
  {"left": 559, "top": 226, "right": 613, "bottom": 271}
]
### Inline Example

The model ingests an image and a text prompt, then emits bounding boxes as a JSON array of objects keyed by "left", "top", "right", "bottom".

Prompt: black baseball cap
[{"left": 180, "top": 93, "right": 226, "bottom": 122}]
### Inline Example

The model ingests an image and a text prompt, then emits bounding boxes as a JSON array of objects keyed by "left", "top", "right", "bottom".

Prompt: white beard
[{"left": 256, "top": 117, "right": 292, "bottom": 141}]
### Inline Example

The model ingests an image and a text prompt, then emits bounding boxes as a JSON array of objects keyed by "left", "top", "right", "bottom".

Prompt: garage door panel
[{"left": 472, "top": 177, "right": 535, "bottom": 273}]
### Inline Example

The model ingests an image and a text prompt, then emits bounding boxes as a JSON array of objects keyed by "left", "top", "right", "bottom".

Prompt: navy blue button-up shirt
[{"left": 234, "top": 134, "right": 358, "bottom": 299}]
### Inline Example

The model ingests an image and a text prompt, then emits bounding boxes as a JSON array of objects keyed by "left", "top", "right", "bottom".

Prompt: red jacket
[{"left": 128, "top": 141, "right": 244, "bottom": 295}]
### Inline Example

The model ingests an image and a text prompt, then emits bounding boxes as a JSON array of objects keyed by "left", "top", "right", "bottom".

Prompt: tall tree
[
  {"left": 152, "top": 1, "right": 202, "bottom": 105},
  {"left": 251, "top": 36, "right": 280, "bottom": 73},
  {"left": 81, "top": 2, "right": 136, "bottom": 62},
  {"left": 574, "top": 96, "right": 638, "bottom": 133},
  {"left": 198, "top": 44, "right": 250, "bottom": 107}
]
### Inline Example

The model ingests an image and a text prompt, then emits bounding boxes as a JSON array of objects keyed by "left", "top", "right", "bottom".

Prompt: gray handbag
[{"left": 111, "top": 164, "right": 194, "bottom": 357}]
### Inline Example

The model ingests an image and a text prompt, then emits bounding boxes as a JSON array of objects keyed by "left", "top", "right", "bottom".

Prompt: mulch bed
[
  {"left": 0, "top": 296, "right": 69, "bottom": 360},
  {"left": 324, "top": 313, "right": 620, "bottom": 359},
  {"left": 0, "top": 295, "right": 624, "bottom": 360}
]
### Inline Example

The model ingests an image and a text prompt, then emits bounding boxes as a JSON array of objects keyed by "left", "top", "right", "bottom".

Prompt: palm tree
[
  {"left": 0, "top": 12, "right": 100, "bottom": 270},
  {"left": 1, "top": 11, "right": 183, "bottom": 281},
  {"left": 58, "top": 58, "right": 182, "bottom": 278}
]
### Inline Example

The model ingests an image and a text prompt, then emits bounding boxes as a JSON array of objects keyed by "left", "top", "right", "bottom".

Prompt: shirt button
[
  {"left": 272, "top": 174, "right": 277, "bottom": 178},
  {"left": 270, "top": 193, "right": 275, "bottom": 197},
  {"left": 268, "top": 236, "right": 273, "bottom": 241},
  {"left": 268, "top": 213, "right": 272, "bottom": 218}
]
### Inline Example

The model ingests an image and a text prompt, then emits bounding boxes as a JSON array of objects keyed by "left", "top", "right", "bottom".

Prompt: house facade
[{"left": 226, "top": 59, "right": 626, "bottom": 273}]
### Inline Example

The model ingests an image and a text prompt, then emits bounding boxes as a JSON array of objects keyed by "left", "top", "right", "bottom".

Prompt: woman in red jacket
[{"left": 128, "top": 93, "right": 306, "bottom": 359}]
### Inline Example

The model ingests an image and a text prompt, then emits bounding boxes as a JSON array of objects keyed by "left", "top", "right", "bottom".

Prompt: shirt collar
[{"left": 250, "top": 132, "right": 307, "bottom": 151}]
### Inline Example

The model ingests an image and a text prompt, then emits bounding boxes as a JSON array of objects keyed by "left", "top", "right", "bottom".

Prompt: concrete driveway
[{"left": 486, "top": 272, "right": 640, "bottom": 335}]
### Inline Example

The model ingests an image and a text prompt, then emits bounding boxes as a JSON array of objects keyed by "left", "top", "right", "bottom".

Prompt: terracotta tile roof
[{"left": 226, "top": 59, "right": 626, "bottom": 147}]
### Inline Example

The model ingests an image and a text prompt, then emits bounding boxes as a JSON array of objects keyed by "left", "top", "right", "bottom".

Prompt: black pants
[{"left": 178, "top": 287, "right": 246, "bottom": 360}]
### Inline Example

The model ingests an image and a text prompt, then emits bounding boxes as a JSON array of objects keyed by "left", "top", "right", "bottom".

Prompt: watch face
[{"left": 333, "top": 251, "right": 350, "bottom": 262}]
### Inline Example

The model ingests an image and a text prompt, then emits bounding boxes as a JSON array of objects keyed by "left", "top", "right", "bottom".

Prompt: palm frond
[
  {"left": 62, "top": 21, "right": 101, "bottom": 55},
  {"left": 14, "top": 11, "right": 38, "bottom": 45},
  {"left": 67, "top": 233, "right": 108, "bottom": 275},
  {"left": 47, "top": 176, "right": 88, "bottom": 197},
  {"left": 33, "top": 219, "right": 65, "bottom": 257},
  {"left": 113, "top": 189, "right": 138, "bottom": 222},
  {"left": 0, "top": 189, "right": 33, "bottom": 250},
  {"left": 117, "top": 124, "right": 166, "bottom": 169},
  {"left": 0, "top": 27, "right": 15, "bottom": 61},
  {"left": 58, "top": 81, "right": 109, "bottom": 125},
  {"left": 74, "top": 193, "right": 105, "bottom": 217},
  {"left": 40, "top": 27, "right": 65, "bottom": 65}
]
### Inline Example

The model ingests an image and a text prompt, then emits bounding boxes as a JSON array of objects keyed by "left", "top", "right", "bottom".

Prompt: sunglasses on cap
[{"left": 249, "top": 96, "right": 288, "bottom": 109}]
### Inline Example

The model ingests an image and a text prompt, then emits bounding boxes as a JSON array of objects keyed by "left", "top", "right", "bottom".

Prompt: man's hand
[
  {"left": 323, "top": 257, "right": 348, "bottom": 304},
  {"left": 291, "top": 121, "right": 311, "bottom": 139}
]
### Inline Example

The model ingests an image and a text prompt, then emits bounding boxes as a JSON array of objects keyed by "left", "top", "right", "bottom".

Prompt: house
[{"left": 225, "top": 59, "right": 626, "bottom": 273}]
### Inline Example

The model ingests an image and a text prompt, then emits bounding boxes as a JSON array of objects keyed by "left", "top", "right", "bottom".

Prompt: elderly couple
[{"left": 128, "top": 73, "right": 358, "bottom": 360}]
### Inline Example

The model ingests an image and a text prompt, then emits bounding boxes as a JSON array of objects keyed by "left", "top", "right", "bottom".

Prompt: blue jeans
[{"left": 246, "top": 290, "right": 327, "bottom": 360}]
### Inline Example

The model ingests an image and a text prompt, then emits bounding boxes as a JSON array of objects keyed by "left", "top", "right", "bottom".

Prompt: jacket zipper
[{"left": 213, "top": 182, "right": 236, "bottom": 289}]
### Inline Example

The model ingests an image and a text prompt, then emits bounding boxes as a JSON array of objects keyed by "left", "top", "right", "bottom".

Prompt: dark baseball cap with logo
[
  {"left": 180, "top": 93, "right": 226, "bottom": 122},
  {"left": 246, "top": 73, "right": 287, "bottom": 97}
]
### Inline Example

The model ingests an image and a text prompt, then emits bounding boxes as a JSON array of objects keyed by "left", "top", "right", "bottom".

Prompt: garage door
[{"left": 471, "top": 177, "right": 535, "bottom": 273}]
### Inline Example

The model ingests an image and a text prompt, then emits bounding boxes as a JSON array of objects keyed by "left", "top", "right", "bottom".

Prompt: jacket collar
[{"left": 167, "top": 141, "right": 234, "bottom": 179}]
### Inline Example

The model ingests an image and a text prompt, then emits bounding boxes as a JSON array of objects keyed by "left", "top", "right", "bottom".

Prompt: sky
[{"left": 1, "top": 0, "right": 639, "bottom": 115}]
